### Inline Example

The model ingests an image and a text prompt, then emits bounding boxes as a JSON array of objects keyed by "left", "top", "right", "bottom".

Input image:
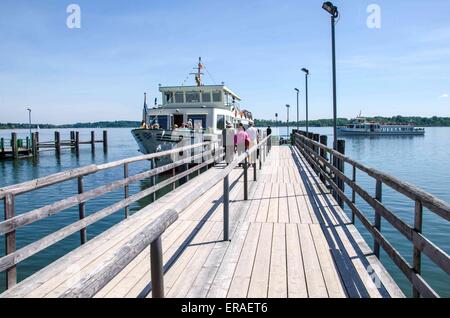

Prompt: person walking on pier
[
  {"left": 222, "top": 121, "right": 235, "bottom": 164},
  {"left": 234, "top": 123, "right": 250, "bottom": 159},
  {"left": 246, "top": 121, "right": 258, "bottom": 165}
]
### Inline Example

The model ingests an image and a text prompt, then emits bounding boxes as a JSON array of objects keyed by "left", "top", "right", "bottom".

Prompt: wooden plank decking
[{"left": 0, "top": 146, "right": 404, "bottom": 298}]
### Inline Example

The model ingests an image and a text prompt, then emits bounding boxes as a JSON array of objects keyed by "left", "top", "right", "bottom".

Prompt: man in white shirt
[{"left": 246, "top": 121, "right": 258, "bottom": 165}]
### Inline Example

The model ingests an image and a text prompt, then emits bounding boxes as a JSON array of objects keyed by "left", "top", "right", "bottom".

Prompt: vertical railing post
[
  {"left": 253, "top": 150, "right": 257, "bottom": 181},
  {"left": 0, "top": 137, "right": 4, "bottom": 154},
  {"left": 412, "top": 200, "right": 423, "bottom": 298},
  {"left": 77, "top": 176, "right": 87, "bottom": 244},
  {"left": 151, "top": 159, "right": 156, "bottom": 202},
  {"left": 102, "top": 130, "right": 108, "bottom": 153},
  {"left": 90, "top": 131, "right": 95, "bottom": 153},
  {"left": 243, "top": 157, "right": 248, "bottom": 200},
  {"left": 259, "top": 144, "right": 262, "bottom": 170},
  {"left": 351, "top": 165, "right": 356, "bottom": 224},
  {"left": 124, "top": 163, "right": 129, "bottom": 218},
  {"left": 336, "top": 140, "right": 345, "bottom": 208},
  {"left": 223, "top": 174, "right": 230, "bottom": 241},
  {"left": 374, "top": 180, "right": 382, "bottom": 258},
  {"left": 150, "top": 237, "right": 164, "bottom": 298},
  {"left": 4, "top": 193, "right": 17, "bottom": 289},
  {"left": 172, "top": 167, "right": 176, "bottom": 190},
  {"left": 319, "top": 135, "right": 328, "bottom": 183}
]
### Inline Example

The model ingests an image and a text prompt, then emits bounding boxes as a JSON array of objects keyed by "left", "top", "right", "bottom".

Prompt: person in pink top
[{"left": 234, "top": 123, "right": 250, "bottom": 156}]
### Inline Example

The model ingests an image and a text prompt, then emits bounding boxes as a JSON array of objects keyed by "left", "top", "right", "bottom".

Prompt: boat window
[
  {"left": 149, "top": 115, "right": 169, "bottom": 130},
  {"left": 188, "top": 114, "right": 206, "bottom": 130},
  {"left": 175, "top": 92, "right": 184, "bottom": 103},
  {"left": 186, "top": 91, "right": 200, "bottom": 103},
  {"left": 212, "top": 91, "right": 222, "bottom": 102},
  {"left": 348, "top": 125, "right": 354, "bottom": 128},
  {"left": 202, "top": 92, "right": 211, "bottom": 103},
  {"left": 164, "top": 92, "right": 174, "bottom": 104},
  {"left": 216, "top": 115, "right": 225, "bottom": 130}
]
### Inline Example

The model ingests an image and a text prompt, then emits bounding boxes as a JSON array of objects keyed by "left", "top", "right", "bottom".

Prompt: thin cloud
[{"left": 440, "top": 94, "right": 449, "bottom": 98}]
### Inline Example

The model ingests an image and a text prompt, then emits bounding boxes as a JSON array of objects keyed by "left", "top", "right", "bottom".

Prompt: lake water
[{"left": 0, "top": 127, "right": 449, "bottom": 297}]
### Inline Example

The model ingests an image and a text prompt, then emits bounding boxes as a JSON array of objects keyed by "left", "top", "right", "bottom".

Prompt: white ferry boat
[
  {"left": 131, "top": 58, "right": 253, "bottom": 160},
  {"left": 337, "top": 116, "right": 425, "bottom": 136}
]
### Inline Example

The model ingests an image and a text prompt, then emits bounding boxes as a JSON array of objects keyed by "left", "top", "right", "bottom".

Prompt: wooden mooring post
[
  {"left": 103, "top": 130, "right": 108, "bottom": 153},
  {"left": 11, "top": 133, "right": 18, "bottom": 159},
  {"left": 90, "top": 131, "right": 95, "bottom": 153},
  {"left": 54, "top": 131, "right": 61, "bottom": 154}
]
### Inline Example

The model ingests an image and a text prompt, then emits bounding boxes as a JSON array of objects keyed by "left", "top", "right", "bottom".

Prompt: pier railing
[
  {"left": 293, "top": 131, "right": 450, "bottom": 298},
  {"left": 59, "top": 134, "right": 271, "bottom": 298},
  {"left": 0, "top": 140, "right": 220, "bottom": 290}
]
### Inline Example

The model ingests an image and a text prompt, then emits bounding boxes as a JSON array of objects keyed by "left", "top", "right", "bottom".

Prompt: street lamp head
[
  {"left": 294, "top": 88, "right": 299, "bottom": 93},
  {"left": 301, "top": 68, "right": 309, "bottom": 75},
  {"left": 27, "top": 108, "right": 31, "bottom": 112},
  {"left": 322, "top": 1, "right": 338, "bottom": 17},
  {"left": 286, "top": 104, "right": 290, "bottom": 108}
]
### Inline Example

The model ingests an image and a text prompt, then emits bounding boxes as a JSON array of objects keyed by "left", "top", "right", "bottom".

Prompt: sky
[{"left": 0, "top": 0, "right": 449, "bottom": 124}]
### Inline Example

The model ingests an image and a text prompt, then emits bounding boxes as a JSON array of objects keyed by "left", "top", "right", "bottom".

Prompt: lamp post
[
  {"left": 286, "top": 104, "right": 290, "bottom": 138},
  {"left": 294, "top": 88, "right": 300, "bottom": 131},
  {"left": 301, "top": 68, "right": 310, "bottom": 134},
  {"left": 275, "top": 113, "right": 279, "bottom": 133},
  {"left": 27, "top": 108, "right": 32, "bottom": 139},
  {"left": 322, "top": 1, "right": 339, "bottom": 150}
]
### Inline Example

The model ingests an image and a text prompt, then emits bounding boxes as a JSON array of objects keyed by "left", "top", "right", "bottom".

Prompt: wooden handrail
[
  {"left": 55, "top": 135, "right": 270, "bottom": 298},
  {"left": 0, "top": 141, "right": 210, "bottom": 199},
  {"left": 295, "top": 133, "right": 450, "bottom": 220},
  {"left": 0, "top": 149, "right": 216, "bottom": 236},
  {"left": 293, "top": 132, "right": 450, "bottom": 298}
]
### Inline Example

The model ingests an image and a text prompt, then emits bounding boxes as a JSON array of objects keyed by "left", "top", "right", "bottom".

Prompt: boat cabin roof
[{"left": 159, "top": 85, "right": 242, "bottom": 101}]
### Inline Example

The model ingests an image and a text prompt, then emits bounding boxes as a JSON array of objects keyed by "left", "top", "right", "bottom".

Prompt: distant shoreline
[{"left": 1, "top": 116, "right": 450, "bottom": 129}]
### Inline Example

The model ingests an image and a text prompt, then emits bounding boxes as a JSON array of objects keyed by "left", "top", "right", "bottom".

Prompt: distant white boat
[{"left": 337, "top": 115, "right": 425, "bottom": 136}]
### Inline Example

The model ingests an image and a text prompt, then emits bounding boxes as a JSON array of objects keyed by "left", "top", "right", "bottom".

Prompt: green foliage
[
  {"left": 0, "top": 121, "right": 141, "bottom": 129},
  {"left": 1, "top": 116, "right": 450, "bottom": 129},
  {"left": 254, "top": 116, "right": 450, "bottom": 127}
]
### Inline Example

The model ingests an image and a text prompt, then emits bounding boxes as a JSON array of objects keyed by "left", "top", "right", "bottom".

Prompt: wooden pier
[
  {"left": 0, "top": 134, "right": 449, "bottom": 298},
  {"left": 0, "top": 130, "right": 107, "bottom": 160}
]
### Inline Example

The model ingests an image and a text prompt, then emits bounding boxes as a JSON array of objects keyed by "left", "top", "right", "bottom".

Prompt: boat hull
[{"left": 131, "top": 128, "right": 219, "bottom": 164}]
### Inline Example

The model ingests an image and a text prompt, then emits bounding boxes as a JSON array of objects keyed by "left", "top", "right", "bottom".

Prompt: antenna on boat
[
  {"left": 190, "top": 57, "right": 204, "bottom": 86},
  {"left": 142, "top": 93, "right": 148, "bottom": 124}
]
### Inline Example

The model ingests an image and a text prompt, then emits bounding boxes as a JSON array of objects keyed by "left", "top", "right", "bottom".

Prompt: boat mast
[{"left": 190, "top": 57, "right": 204, "bottom": 86}]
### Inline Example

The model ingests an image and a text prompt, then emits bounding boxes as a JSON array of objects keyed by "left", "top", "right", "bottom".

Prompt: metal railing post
[
  {"left": 223, "top": 175, "right": 230, "bottom": 241},
  {"left": 412, "top": 200, "right": 423, "bottom": 298},
  {"left": 150, "top": 237, "right": 164, "bottom": 298},
  {"left": 374, "top": 180, "right": 382, "bottom": 258}
]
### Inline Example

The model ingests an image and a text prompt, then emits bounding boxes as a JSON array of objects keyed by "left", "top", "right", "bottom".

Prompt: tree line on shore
[{"left": 1, "top": 116, "right": 450, "bottom": 129}]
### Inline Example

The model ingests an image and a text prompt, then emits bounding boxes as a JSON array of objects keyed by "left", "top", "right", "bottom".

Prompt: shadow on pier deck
[{"left": 1, "top": 146, "right": 404, "bottom": 298}]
